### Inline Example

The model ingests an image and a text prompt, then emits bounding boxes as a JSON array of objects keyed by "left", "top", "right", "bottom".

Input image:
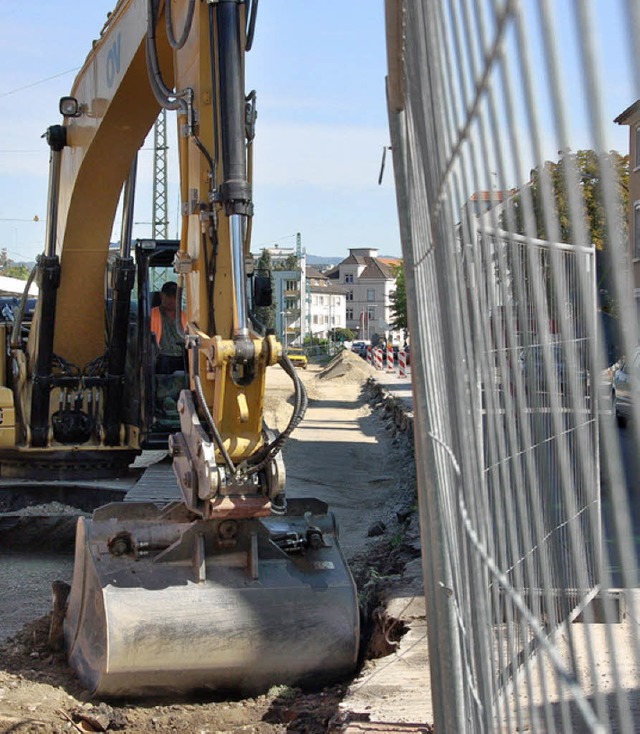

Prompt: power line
[
  {"left": 0, "top": 67, "right": 81, "bottom": 99},
  {"left": 253, "top": 233, "right": 299, "bottom": 248}
]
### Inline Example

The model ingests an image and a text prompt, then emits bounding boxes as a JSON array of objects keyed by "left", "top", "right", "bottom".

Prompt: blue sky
[
  {"left": 0, "top": 1, "right": 635, "bottom": 264},
  {"left": 0, "top": 1, "right": 398, "bottom": 263}
]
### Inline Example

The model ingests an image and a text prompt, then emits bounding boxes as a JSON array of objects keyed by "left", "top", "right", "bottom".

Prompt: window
[
  {"left": 636, "top": 126, "right": 640, "bottom": 169},
  {"left": 319, "top": 296, "right": 324, "bottom": 306},
  {"left": 346, "top": 307, "right": 354, "bottom": 320},
  {"left": 345, "top": 273, "right": 354, "bottom": 284},
  {"left": 367, "top": 305, "right": 376, "bottom": 321},
  {"left": 635, "top": 202, "right": 640, "bottom": 259},
  {"left": 367, "top": 289, "right": 376, "bottom": 302},
  {"left": 346, "top": 290, "right": 353, "bottom": 301},
  {"left": 285, "top": 280, "right": 298, "bottom": 291}
]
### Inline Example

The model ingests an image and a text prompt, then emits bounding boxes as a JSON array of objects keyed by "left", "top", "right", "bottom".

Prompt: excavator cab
[{"left": 119, "top": 239, "right": 188, "bottom": 449}]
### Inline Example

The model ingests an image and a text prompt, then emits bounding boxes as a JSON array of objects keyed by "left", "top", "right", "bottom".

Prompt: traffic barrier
[
  {"left": 398, "top": 349, "right": 407, "bottom": 377},
  {"left": 373, "top": 348, "right": 383, "bottom": 371},
  {"left": 367, "top": 345, "right": 372, "bottom": 364},
  {"left": 387, "top": 345, "right": 395, "bottom": 373}
]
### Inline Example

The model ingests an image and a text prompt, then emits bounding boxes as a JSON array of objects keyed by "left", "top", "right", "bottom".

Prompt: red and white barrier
[
  {"left": 387, "top": 345, "right": 395, "bottom": 373},
  {"left": 366, "top": 345, "right": 372, "bottom": 364},
  {"left": 398, "top": 349, "right": 407, "bottom": 377},
  {"left": 373, "top": 347, "right": 383, "bottom": 371}
]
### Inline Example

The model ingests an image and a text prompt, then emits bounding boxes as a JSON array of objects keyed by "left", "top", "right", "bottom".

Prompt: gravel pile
[{"left": 316, "top": 349, "right": 375, "bottom": 384}]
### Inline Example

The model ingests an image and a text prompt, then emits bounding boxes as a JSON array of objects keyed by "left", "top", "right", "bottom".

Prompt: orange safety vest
[{"left": 150, "top": 306, "right": 187, "bottom": 345}]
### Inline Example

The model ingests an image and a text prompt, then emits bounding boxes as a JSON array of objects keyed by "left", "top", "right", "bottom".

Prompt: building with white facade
[
  {"left": 328, "top": 248, "right": 401, "bottom": 343},
  {"left": 272, "top": 265, "right": 305, "bottom": 347},
  {"left": 305, "top": 266, "right": 346, "bottom": 341}
]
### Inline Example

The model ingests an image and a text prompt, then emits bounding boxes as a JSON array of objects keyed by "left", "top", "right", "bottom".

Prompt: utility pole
[
  {"left": 152, "top": 110, "right": 169, "bottom": 240},
  {"left": 151, "top": 110, "right": 169, "bottom": 292}
]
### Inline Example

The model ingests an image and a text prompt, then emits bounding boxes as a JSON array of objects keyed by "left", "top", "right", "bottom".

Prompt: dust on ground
[{"left": 0, "top": 350, "right": 423, "bottom": 734}]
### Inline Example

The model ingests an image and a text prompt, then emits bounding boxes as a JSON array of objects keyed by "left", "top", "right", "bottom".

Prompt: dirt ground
[{"left": 0, "top": 351, "right": 423, "bottom": 734}]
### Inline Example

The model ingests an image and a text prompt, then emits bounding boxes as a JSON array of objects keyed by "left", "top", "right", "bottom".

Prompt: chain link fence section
[{"left": 386, "top": 1, "right": 640, "bottom": 731}]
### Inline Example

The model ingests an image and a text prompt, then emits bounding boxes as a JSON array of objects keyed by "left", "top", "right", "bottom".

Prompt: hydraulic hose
[
  {"left": 145, "top": 0, "right": 189, "bottom": 112},
  {"left": 190, "top": 341, "right": 236, "bottom": 475},
  {"left": 245, "top": 0, "right": 259, "bottom": 51},
  {"left": 166, "top": 0, "right": 196, "bottom": 49},
  {"left": 244, "top": 354, "right": 308, "bottom": 477}
]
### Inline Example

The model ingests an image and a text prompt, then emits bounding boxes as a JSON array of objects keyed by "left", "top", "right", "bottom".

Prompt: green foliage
[
  {"left": 0, "top": 248, "right": 30, "bottom": 280},
  {"left": 503, "top": 150, "right": 629, "bottom": 250},
  {"left": 2, "top": 263, "right": 30, "bottom": 280},
  {"left": 272, "top": 253, "right": 299, "bottom": 271},
  {"left": 329, "top": 327, "right": 355, "bottom": 343},
  {"left": 389, "top": 263, "right": 408, "bottom": 332},
  {"left": 501, "top": 150, "right": 628, "bottom": 315},
  {"left": 254, "top": 249, "right": 275, "bottom": 331},
  {"left": 304, "top": 335, "right": 327, "bottom": 347}
]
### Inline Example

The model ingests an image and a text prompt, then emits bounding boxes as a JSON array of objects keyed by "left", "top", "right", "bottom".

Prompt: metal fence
[{"left": 386, "top": 1, "right": 640, "bottom": 731}]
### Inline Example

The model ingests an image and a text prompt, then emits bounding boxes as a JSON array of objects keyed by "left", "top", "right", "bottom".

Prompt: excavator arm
[{"left": 9, "top": 0, "right": 306, "bottom": 514}]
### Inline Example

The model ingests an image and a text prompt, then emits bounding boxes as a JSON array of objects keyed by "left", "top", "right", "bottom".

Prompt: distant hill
[{"left": 306, "top": 255, "right": 342, "bottom": 266}]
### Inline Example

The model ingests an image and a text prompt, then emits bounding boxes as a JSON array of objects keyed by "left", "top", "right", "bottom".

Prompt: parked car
[
  {"left": 612, "top": 347, "right": 640, "bottom": 427},
  {"left": 519, "top": 341, "right": 589, "bottom": 402},
  {"left": 287, "top": 347, "right": 308, "bottom": 369},
  {"left": 351, "top": 340, "right": 369, "bottom": 359}
]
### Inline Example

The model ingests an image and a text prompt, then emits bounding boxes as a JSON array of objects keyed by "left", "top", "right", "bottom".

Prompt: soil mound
[{"left": 316, "top": 349, "right": 374, "bottom": 384}]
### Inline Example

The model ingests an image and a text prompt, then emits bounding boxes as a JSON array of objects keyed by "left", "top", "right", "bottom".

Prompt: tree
[
  {"left": 0, "top": 248, "right": 30, "bottom": 280},
  {"left": 272, "top": 253, "right": 299, "bottom": 271},
  {"left": 388, "top": 263, "right": 408, "bottom": 333},
  {"left": 504, "top": 149, "right": 628, "bottom": 250},
  {"left": 254, "top": 249, "right": 275, "bottom": 331},
  {"left": 502, "top": 149, "right": 628, "bottom": 315},
  {"left": 329, "top": 327, "right": 355, "bottom": 343}
]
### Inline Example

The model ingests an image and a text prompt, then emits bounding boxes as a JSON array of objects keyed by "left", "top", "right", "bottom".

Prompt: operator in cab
[{"left": 151, "top": 281, "right": 187, "bottom": 373}]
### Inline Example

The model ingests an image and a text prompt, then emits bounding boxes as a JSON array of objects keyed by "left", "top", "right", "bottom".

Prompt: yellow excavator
[{"left": 0, "top": 0, "right": 359, "bottom": 696}]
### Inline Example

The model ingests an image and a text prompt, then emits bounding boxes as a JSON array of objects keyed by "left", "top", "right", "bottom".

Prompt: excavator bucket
[{"left": 64, "top": 497, "right": 359, "bottom": 697}]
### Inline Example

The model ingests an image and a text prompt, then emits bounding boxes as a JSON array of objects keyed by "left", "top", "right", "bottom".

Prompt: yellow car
[{"left": 287, "top": 348, "right": 308, "bottom": 369}]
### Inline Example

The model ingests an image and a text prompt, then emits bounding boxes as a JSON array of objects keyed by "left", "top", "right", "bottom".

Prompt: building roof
[
  {"left": 614, "top": 99, "right": 640, "bottom": 125},
  {"left": 469, "top": 190, "right": 515, "bottom": 202},
  {"left": 308, "top": 282, "right": 346, "bottom": 295},
  {"left": 305, "top": 265, "right": 326, "bottom": 280},
  {"left": 305, "top": 264, "right": 345, "bottom": 294},
  {"left": 378, "top": 256, "right": 402, "bottom": 269},
  {"left": 335, "top": 250, "right": 396, "bottom": 280},
  {"left": 359, "top": 258, "right": 395, "bottom": 280}
]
